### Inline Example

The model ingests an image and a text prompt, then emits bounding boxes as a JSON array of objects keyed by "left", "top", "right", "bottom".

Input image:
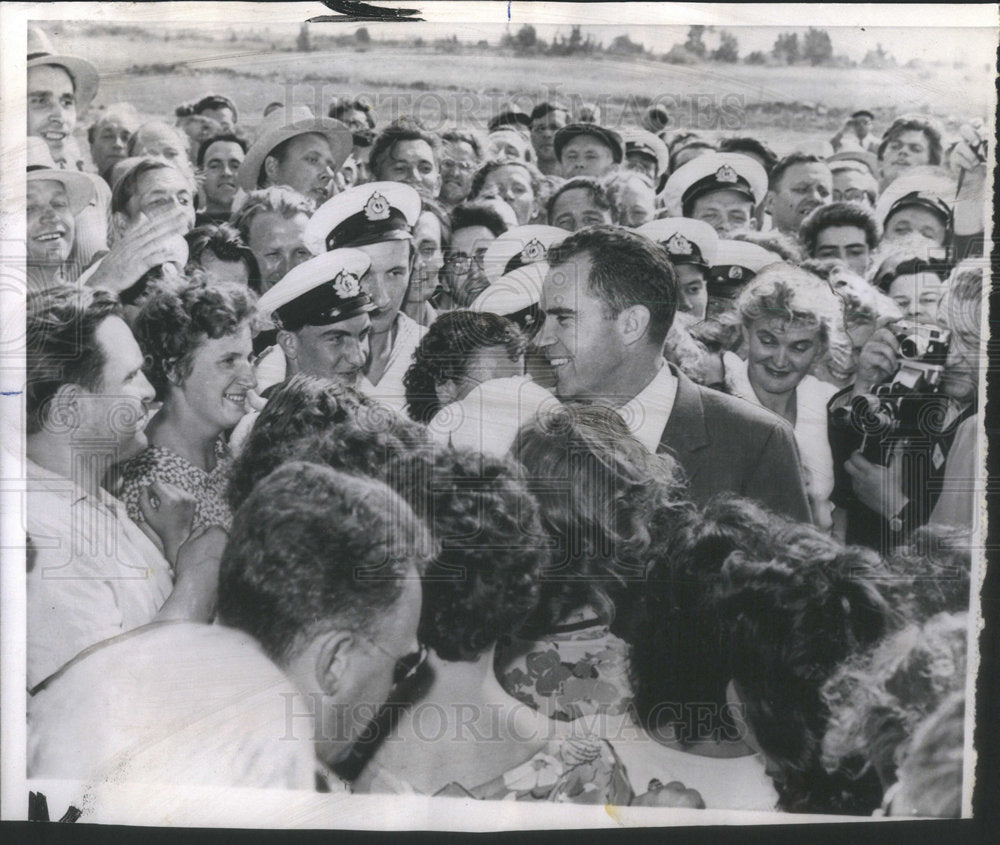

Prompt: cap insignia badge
[
  {"left": 364, "top": 192, "right": 391, "bottom": 221},
  {"left": 522, "top": 238, "right": 546, "bottom": 262},
  {"left": 728, "top": 266, "right": 743, "bottom": 280},
  {"left": 665, "top": 232, "right": 693, "bottom": 255},
  {"left": 716, "top": 165, "right": 738, "bottom": 183},
  {"left": 332, "top": 270, "right": 361, "bottom": 298}
]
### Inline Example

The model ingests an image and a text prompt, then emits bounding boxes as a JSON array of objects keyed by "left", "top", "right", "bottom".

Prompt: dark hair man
[
  {"left": 25, "top": 286, "right": 224, "bottom": 690},
  {"left": 369, "top": 117, "right": 443, "bottom": 200},
  {"left": 537, "top": 224, "right": 811, "bottom": 521},
  {"left": 800, "top": 201, "right": 881, "bottom": 276}
]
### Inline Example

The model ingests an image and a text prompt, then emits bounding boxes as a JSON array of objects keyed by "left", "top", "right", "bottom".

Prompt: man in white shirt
[
  {"left": 537, "top": 225, "right": 812, "bottom": 522},
  {"left": 25, "top": 287, "right": 223, "bottom": 689}
]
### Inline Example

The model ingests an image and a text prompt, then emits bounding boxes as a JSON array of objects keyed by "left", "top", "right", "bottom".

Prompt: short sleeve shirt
[{"left": 26, "top": 459, "right": 174, "bottom": 690}]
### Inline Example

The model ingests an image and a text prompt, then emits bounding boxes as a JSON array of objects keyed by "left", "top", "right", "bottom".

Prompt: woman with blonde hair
[{"left": 723, "top": 264, "right": 852, "bottom": 529}]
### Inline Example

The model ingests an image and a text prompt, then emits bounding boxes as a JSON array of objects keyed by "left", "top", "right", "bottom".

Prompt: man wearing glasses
[
  {"left": 438, "top": 130, "right": 484, "bottom": 209},
  {"left": 28, "top": 461, "right": 431, "bottom": 790},
  {"left": 434, "top": 203, "right": 509, "bottom": 310}
]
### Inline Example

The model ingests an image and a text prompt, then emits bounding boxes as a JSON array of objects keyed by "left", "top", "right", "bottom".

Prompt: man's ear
[
  {"left": 762, "top": 190, "right": 775, "bottom": 215},
  {"left": 276, "top": 329, "right": 298, "bottom": 361},
  {"left": 110, "top": 211, "right": 130, "bottom": 242},
  {"left": 49, "top": 383, "right": 81, "bottom": 426},
  {"left": 618, "top": 303, "right": 652, "bottom": 347},
  {"left": 314, "top": 629, "right": 355, "bottom": 697},
  {"left": 263, "top": 154, "right": 279, "bottom": 185}
]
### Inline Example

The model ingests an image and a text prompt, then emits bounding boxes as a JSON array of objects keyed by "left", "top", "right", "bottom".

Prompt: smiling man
[
  {"left": 238, "top": 105, "right": 353, "bottom": 207},
  {"left": 258, "top": 249, "right": 375, "bottom": 389},
  {"left": 370, "top": 117, "right": 443, "bottom": 200},
  {"left": 25, "top": 287, "right": 224, "bottom": 690},
  {"left": 27, "top": 30, "right": 99, "bottom": 170},
  {"left": 195, "top": 133, "right": 248, "bottom": 226},
  {"left": 26, "top": 141, "right": 95, "bottom": 290},
  {"left": 537, "top": 224, "right": 811, "bottom": 521},
  {"left": 231, "top": 186, "right": 315, "bottom": 294}
]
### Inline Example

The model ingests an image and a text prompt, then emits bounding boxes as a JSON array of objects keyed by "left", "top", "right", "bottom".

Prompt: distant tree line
[{"left": 287, "top": 23, "right": 936, "bottom": 71}]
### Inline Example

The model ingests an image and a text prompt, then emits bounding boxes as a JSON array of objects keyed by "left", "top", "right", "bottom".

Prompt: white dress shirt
[{"left": 617, "top": 358, "right": 678, "bottom": 453}]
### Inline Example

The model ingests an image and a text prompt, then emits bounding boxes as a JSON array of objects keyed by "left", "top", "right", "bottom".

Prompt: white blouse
[{"left": 724, "top": 351, "right": 838, "bottom": 530}]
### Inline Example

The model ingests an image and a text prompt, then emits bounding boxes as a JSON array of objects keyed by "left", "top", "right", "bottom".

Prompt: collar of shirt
[{"left": 618, "top": 358, "right": 678, "bottom": 452}]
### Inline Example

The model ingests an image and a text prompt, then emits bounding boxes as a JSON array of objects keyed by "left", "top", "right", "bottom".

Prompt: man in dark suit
[{"left": 538, "top": 224, "right": 812, "bottom": 523}]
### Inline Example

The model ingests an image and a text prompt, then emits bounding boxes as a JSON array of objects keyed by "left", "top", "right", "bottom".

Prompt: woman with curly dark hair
[
  {"left": 403, "top": 310, "right": 526, "bottom": 423},
  {"left": 119, "top": 276, "right": 256, "bottom": 533},
  {"left": 714, "top": 527, "right": 896, "bottom": 814},
  {"left": 226, "top": 373, "right": 425, "bottom": 511},
  {"left": 355, "top": 448, "right": 698, "bottom": 808},
  {"left": 404, "top": 310, "right": 557, "bottom": 457},
  {"left": 496, "top": 404, "right": 682, "bottom": 722},
  {"left": 616, "top": 495, "right": 792, "bottom": 810}
]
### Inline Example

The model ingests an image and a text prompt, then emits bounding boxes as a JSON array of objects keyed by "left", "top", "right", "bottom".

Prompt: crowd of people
[{"left": 21, "top": 26, "right": 988, "bottom": 817}]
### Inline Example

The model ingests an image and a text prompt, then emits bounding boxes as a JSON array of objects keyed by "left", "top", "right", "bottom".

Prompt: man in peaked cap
[
  {"left": 257, "top": 249, "right": 375, "bottom": 389},
  {"left": 663, "top": 152, "right": 768, "bottom": 237},
  {"left": 874, "top": 167, "right": 955, "bottom": 248},
  {"left": 304, "top": 182, "right": 425, "bottom": 414},
  {"left": 238, "top": 105, "right": 352, "bottom": 206},
  {"left": 480, "top": 224, "right": 568, "bottom": 289},
  {"left": 471, "top": 225, "right": 566, "bottom": 392},
  {"left": 621, "top": 128, "right": 670, "bottom": 186},
  {"left": 707, "top": 239, "right": 782, "bottom": 316},
  {"left": 554, "top": 123, "right": 623, "bottom": 179},
  {"left": 635, "top": 218, "right": 718, "bottom": 322},
  {"left": 831, "top": 109, "right": 881, "bottom": 154}
]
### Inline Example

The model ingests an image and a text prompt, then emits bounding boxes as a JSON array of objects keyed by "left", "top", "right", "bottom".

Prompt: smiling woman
[
  {"left": 723, "top": 264, "right": 850, "bottom": 530},
  {"left": 119, "top": 275, "right": 257, "bottom": 534}
]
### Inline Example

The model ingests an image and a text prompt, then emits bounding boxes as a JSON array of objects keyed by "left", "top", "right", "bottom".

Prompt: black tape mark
[{"left": 308, "top": 1, "right": 424, "bottom": 23}]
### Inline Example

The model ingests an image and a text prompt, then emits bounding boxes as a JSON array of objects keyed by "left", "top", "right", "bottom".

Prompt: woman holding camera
[
  {"left": 828, "top": 261, "right": 983, "bottom": 551},
  {"left": 722, "top": 265, "right": 851, "bottom": 531}
]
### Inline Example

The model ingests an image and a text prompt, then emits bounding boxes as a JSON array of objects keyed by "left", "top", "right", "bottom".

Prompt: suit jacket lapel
[{"left": 658, "top": 365, "right": 710, "bottom": 481}]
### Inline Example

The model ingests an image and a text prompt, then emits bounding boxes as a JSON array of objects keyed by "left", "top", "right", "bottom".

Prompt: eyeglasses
[
  {"left": 444, "top": 250, "right": 488, "bottom": 273},
  {"left": 366, "top": 638, "right": 428, "bottom": 687},
  {"left": 440, "top": 158, "right": 474, "bottom": 173}
]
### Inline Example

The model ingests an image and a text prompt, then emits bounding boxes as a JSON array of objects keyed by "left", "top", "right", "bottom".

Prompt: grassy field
[{"left": 55, "top": 25, "right": 993, "bottom": 157}]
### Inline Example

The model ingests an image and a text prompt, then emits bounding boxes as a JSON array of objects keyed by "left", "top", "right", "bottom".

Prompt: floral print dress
[
  {"left": 497, "top": 612, "right": 634, "bottom": 722},
  {"left": 365, "top": 735, "right": 634, "bottom": 804},
  {"left": 119, "top": 438, "right": 233, "bottom": 533}
]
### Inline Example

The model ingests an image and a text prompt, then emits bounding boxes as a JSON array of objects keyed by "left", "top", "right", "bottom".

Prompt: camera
[
  {"left": 848, "top": 322, "right": 952, "bottom": 465},
  {"left": 893, "top": 321, "right": 950, "bottom": 366}
]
